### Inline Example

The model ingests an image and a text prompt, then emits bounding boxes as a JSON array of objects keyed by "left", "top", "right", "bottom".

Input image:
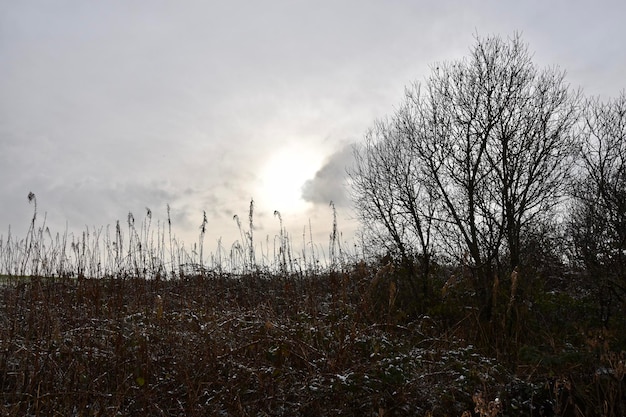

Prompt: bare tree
[
  {"left": 570, "top": 93, "right": 626, "bottom": 321},
  {"left": 351, "top": 116, "right": 437, "bottom": 302},
  {"left": 350, "top": 34, "right": 580, "bottom": 318}
]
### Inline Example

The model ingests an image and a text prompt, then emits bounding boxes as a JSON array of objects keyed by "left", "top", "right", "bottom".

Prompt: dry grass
[
  {"left": 0, "top": 195, "right": 625, "bottom": 416},
  {"left": 0, "top": 271, "right": 485, "bottom": 416},
  {"left": 0, "top": 269, "right": 624, "bottom": 416}
]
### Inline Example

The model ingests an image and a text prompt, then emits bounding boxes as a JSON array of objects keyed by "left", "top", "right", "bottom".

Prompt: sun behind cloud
[{"left": 257, "top": 145, "right": 323, "bottom": 214}]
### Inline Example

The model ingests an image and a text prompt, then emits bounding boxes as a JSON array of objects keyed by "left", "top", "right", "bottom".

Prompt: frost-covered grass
[
  {"left": 0, "top": 271, "right": 483, "bottom": 416},
  {"left": 0, "top": 268, "right": 624, "bottom": 416}
]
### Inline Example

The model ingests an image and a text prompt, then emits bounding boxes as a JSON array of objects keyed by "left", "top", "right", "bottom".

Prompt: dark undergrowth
[{"left": 0, "top": 265, "right": 624, "bottom": 416}]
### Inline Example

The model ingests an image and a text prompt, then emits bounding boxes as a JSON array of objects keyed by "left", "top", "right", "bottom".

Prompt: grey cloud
[
  {"left": 3, "top": 178, "right": 185, "bottom": 237},
  {"left": 2, "top": 1, "right": 626, "bottom": 250},
  {"left": 301, "top": 144, "right": 354, "bottom": 208}
]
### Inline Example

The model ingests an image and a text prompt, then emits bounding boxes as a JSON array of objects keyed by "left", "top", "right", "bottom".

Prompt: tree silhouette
[{"left": 350, "top": 34, "right": 580, "bottom": 318}]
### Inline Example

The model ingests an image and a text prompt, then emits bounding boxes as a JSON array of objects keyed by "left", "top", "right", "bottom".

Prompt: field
[
  {"left": 0, "top": 202, "right": 625, "bottom": 416},
  {"left": 0, "top": 267, "right": 624, "bottom": 417}
]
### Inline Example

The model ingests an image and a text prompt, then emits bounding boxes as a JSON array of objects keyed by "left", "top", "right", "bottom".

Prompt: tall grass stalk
[
  {"left": 0, "top": 194, "right": 350, "bottom": 278},
  {"left": 329, "top": 201, "right": 343, "bottom": 269},
  {"left": 20, "top": 192, "right": 37, "bottom": 275},
  {"left": 274, "top": 210, "right": 287, "bottom": 273},
  {"left": 248, "top": 199, "right": 255, "bottom": 267},
  {"left": 167, "top": 204, "right": 174, "bottom": 276},
  {"left": 199, "top": 210, "right": 208, "bottom": 272}
]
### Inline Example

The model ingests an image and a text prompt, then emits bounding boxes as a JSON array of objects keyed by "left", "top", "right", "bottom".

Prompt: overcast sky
[{"left": 1, "top": 1, "right": 625, "bottom": 258}]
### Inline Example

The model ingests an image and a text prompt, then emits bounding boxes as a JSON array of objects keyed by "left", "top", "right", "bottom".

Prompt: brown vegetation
[{"left": 0, "top": 260, "right": 624, "bottom": 416}]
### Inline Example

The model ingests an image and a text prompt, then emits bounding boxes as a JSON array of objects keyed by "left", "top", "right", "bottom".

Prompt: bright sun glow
[{"left": 258, "top": 146, "right": 322, "bottom": 213}]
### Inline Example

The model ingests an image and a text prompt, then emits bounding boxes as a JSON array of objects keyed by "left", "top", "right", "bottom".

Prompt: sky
[{"left": 1, "top": 0, "right": 625, "bottom": 261}]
